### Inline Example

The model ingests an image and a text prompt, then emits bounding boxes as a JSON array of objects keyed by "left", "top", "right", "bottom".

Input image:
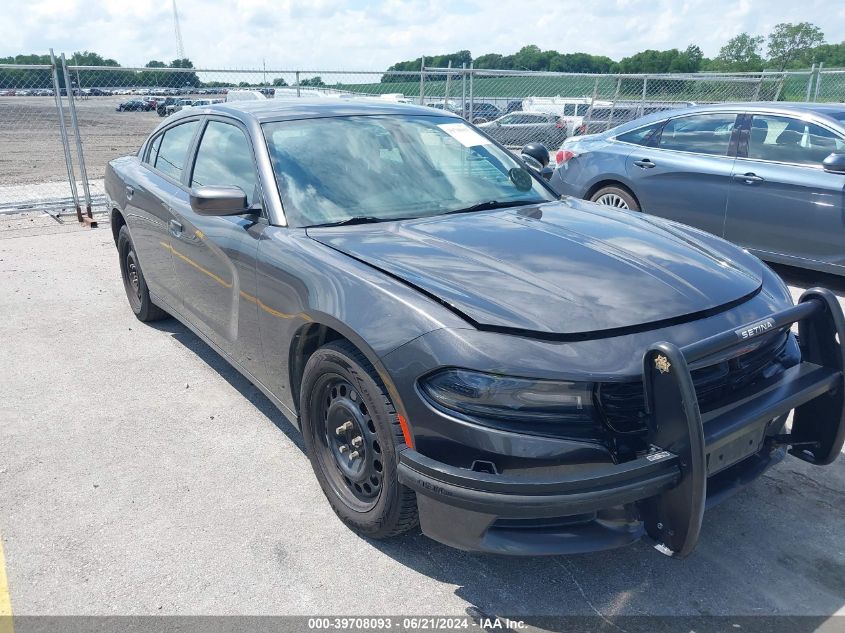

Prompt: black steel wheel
[
  {"left": 312, "top": 375, "right": 384, "bottom": 511},
  {"left": 300, "top": 340, "right": 418, "bottom": 538},
  {"left": 117, "top": 225, "right": 169, "bottom": 322}
]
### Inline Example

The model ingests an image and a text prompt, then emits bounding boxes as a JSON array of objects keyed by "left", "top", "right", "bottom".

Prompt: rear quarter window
[{"left": 616, "top": 122, "right": 662, "bottom": 146}]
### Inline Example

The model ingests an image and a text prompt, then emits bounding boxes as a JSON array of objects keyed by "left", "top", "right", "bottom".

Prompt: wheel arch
[
  {"left": 110, "top": 207, "right": 127, "bottom": 245},
  {"left": 287, "top": 315, "right": 406, "bottom": 421},
  {"left": 584, "top": 179, "right": 641, "bottom": 209},
  {"left": 584, "top": 178, "right": 640, "bottom": 204}
]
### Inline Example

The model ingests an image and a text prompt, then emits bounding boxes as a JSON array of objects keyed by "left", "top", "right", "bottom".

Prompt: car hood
[{"left": 307, "top": 199, "right": 764, "bottom": 337}]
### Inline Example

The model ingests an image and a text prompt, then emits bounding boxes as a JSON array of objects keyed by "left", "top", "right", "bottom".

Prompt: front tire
[
  {"left": 300, "top": 341, "right": 418, "bottom": 539},
  {"left": 117, "top": 225, "right": 168, "bottom": 322},
  {"left": 589, "top": 185, "right": 640, "bottom": 211}
]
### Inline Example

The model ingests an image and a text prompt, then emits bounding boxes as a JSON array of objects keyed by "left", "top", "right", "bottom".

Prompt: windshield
[{"left": 262, "top": 115, "right": 555, "bottom": 227}]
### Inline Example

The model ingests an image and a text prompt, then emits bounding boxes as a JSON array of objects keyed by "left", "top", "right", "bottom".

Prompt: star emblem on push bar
[{"left": 654, "top": 355, "right": 672, "bottom": 374}]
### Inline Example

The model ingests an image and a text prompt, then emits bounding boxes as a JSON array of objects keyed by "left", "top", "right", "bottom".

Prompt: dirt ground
[{"left": 0, "top": 95, "right": 192, "bottom": 186}]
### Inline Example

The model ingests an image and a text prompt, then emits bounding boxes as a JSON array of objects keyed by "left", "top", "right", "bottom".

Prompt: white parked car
[{"left": 226, "top": 90, "right": 268, "bottom": 102}]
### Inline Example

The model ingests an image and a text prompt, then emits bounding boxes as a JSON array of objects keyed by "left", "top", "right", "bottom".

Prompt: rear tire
[
  {"left": 117, "top": 225, "right": 168, "bottom": 322},
  {"left": 300, "top": 340, "right": 418, "bottom": 539},
  {"left": 589, "top": 185, "right": 640, "bottom": 211}
]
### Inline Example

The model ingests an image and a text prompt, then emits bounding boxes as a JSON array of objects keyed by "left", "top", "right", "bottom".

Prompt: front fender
[{"left": 254, "top": 227, "right": 467, "bottom": 413}]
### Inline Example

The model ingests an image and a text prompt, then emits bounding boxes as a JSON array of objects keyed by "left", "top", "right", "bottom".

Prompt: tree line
[
  {"left": 383, "top": 22, "right": 843, "bottom": 82},
  {"left": 0, "top": 51, "right": 201, "bottom": 89}
]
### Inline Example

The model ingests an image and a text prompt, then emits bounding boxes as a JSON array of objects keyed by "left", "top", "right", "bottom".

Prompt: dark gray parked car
[
  {"left": 105, "top": 100, "right": 845, "bottom": 558},
  {"left": 477, "top": 112, "right": 566, "bottom": 148},
  {"left": 550, "top": 103, "right": 845, "bottom": 276}
]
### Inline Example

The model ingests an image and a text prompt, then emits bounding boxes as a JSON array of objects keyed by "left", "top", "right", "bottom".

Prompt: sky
[{"left": 3, "top": 0, "right": 845, "bottom": 70}]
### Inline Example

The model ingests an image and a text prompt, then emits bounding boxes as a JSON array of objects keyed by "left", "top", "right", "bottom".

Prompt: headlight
[{"left": 420, "top": 368, "right": 595, "bottom": 430}]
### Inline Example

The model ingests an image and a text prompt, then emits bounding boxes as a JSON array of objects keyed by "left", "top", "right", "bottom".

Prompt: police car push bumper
[{"left": 398, "top": 288, "right": 845, "bottom": 558}]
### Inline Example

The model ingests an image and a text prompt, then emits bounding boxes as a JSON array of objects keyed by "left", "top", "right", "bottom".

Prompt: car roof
[{"left": 171, "top": 98, "right": 462, "bottom": 124}]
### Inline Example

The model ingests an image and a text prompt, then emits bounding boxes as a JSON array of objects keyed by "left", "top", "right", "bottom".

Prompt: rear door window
[
  {"left": 747, "top": 114, "right": 845, "bottom": 165},
  {"left": 154, "top": 120, "right": 200, "bottom": 181},
  {"left": 658, "top": 113, "right": 737, "bottom": 156}
]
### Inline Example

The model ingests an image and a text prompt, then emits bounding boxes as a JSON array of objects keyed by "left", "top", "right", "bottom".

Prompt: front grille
[{"left": 597, "top": 331, "right": 798, "bottom": 434}]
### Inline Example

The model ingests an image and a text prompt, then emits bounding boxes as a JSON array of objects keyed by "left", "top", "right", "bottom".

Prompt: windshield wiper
[
  {"left": 442, "top": 199, "right": 547, "bottom": 215},
  {"left": 307, "top": 216, "right": 386, "bottom": 228}
]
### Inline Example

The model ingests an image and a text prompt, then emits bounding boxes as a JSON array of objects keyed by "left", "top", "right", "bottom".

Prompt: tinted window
[
  {"left": 617, "top": 122, "right": 662, "bottom": 146},
  {"left": 659, "top": 113, "right": 736, "bottom": 156},
  {"left": 191, "top": 121, "right": 258, "bottom": 205},
  {"left": 145, "top": 133, "right": 163, "bottom": 165},
  {"left": 747, "top": 114, "right": 845, "bottom": 165},
  {"left": 154, "top": 120, "right": 199, "bottom": 180}
]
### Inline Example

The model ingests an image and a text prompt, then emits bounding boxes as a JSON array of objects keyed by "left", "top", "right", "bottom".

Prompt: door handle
[
  {"left": 633, "top": 159, "right": 655, "bottom": 168},
  {"left": 734, "top": 172, "right": 764, "bottom": 184},
  {"left": 169, "top": 219, "right": 183, "bottom": 236},
  {"left": 125, "top": 185, "right": 134, "bottom": 199}
]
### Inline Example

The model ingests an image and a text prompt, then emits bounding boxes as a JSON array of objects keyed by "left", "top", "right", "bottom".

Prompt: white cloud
[{"left": 2, "top": 0, "right": 843, "bottom": 70}]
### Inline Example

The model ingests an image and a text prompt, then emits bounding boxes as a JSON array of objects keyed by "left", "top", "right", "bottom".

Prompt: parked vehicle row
[
  {"left": 550, "top": 102, "right": 845, "bottom": 276},
  {"left": 477, "top": 112, "right": 566, "bottom": 149},
  {"left": 0, "top": 88, "right": 55, "bottom": 96},
  {"left": 116, "top": 96, "right": 221, "bottom": 114}
]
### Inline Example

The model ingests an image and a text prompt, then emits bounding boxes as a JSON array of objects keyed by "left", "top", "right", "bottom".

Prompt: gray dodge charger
[{"left": 105, "top": 100, "right": 845, "bottom": 558}]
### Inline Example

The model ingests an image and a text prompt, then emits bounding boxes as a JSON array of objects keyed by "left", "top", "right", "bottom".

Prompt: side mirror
[
  {"left": 520, "top": 142, "right": 550, "bottom": 173},
  {"left": 822, "top": 152, "right": 845, "bottom": 174},
  {"left": 190, "top": 185, "right": 249, "bottom": 216}
]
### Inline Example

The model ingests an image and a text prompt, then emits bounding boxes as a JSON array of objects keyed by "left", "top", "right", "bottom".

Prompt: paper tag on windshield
[{"left": 438, "top": 123, "right": 492, "bottom": 147}]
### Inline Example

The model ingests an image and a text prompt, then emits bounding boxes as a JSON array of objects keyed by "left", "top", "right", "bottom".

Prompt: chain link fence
[
  {"left": 1, "top": 58, "right": 843, "bottom": 216},
  {"left": 0, "top": 63, "right": 77, "bottom": 212}
]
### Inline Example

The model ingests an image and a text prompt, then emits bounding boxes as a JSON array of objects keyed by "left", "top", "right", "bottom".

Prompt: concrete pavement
[{"left": 0, "top": 213, "right": 843, "bottom": 623}]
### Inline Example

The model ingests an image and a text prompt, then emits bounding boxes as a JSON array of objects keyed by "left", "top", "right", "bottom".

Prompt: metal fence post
[
  {"left": 607, "top": 76, "right": 621, "bottom": 131},
  {"left": 61, "top": 53, "right": 94, "bottom": 225},
  {"left": 419, "top": 57, "right": 425, "bottom": 105},
  {"left": 584, "top": 77, "right": 599, "bottom": 133},
  {"left": 468, "top": 62, "right": 474, "bottom": 124},
  {"left": 295, "top": 71, "right": 300, "bottom": 97},
  {"left": 444, "top": 60, "right": 452, "bottom": 106},
  {"left": 49, "top": 48, "right": 82, "bottom": 223},
  {"left": 753, "top": 71, "right": 765, "bottom": 100},
  {"left": 814, "top": 62, "right": 824, "bottom": 101},
  {"left": 773, "top": 75, "right": 785, "bottom": 102},
  {"left": 461, "top": 63, "right": 466, "bottom": 118},
  {"left": 639, "top": 76, "right": 648, "bottom": 117},
  {"left": 805, "top": 63, "right": 816, "bottom": 102}
]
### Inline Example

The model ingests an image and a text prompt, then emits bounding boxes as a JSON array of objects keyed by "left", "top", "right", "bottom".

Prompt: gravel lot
[
  {"left": 0, "top": 214, "right": 844, "bottom": 627},
  {"left": 0, "top": 95, "right": 201, "bottom": 186}
]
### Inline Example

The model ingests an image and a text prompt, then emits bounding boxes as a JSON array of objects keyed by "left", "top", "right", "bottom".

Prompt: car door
[
  {"left": 125, "top": 118, "right": 202, "bottom": 310},
  {"left": 168, "top": 116, "right": 267, "bottom": 376},
  {"left": 724, "top": 113, "right": 845, "bottom": 271},
  {"left": 520, "top": 114, "right": 550, "bottom": 146},
  {"left": 506, "top": 114, "right": 535, "bottom": 146},
  {"left": 624, "top": 111, "right": 740, "bottom": 237}
]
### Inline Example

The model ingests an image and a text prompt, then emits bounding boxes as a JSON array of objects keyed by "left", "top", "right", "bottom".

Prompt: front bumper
[{"left": 398, "top": 288, "right": 845, "bottom": 558}]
